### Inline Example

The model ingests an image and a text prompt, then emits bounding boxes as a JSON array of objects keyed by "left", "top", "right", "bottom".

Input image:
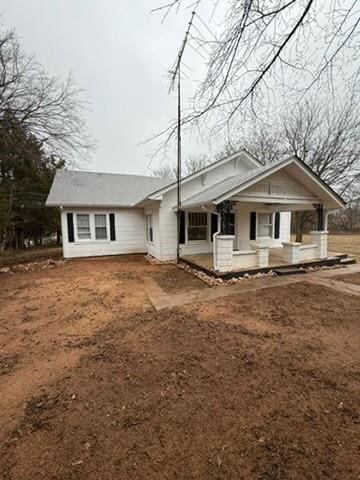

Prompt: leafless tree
[
  {"left": 0, "top": 28, "right": 95, "bottom": 161},
  {"left": 151, "top": 152, "right": 210, "bottom": 177},
  {"left": 153, "top": 0, "right": 360, "bottom": 145},
  {"left": 244, "top": 93, "right": 360, "bottom": 240}
]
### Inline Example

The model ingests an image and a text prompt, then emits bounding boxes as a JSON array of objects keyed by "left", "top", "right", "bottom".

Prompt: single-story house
[{"left": 46, "top": 149, "right": 346, "bottom": 272}]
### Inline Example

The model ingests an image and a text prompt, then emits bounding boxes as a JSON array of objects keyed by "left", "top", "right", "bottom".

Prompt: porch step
[
  {"left": 340, "top": 257, "right": 357, "bottom": 265},
  {"left": 273, "top": 267, "right": 306, "bottom": 276}
]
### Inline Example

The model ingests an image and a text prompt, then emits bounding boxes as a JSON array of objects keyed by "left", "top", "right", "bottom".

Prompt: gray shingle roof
[
  {"left": 181, "top": 161, "right": 282, "bottom": 207},
  {"left": 46, "top": 170, "right": 174, "bottom": 207}
]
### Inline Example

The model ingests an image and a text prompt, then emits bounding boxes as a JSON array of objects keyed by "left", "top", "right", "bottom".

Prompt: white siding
[
  {"left": 61, "top": 207, "right": 146, "bottom": 259},
  {"left": 144, "top": 203, "right": 161, "bottom": 259},
  {"left": 157, "top": 155, "right": 255, "bottom": 261},
  {"left": 235, "top": 205, "right": 291, "bottom": 250},
  {"left": 240, "top": 169, "right": 317, "bottom": 200}
]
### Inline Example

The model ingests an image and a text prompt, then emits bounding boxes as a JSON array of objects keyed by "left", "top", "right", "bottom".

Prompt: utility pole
[{"left": 169, "top": 10, "right": 196, "bottom": 262}]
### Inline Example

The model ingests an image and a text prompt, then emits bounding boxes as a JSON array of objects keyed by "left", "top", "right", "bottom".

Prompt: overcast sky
[{"left": 2, "top": 1, "right": 225, "bottom": 174}]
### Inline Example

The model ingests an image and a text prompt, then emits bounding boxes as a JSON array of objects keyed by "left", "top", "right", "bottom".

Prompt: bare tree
[
  {"left": 150, "top": 146, "right": 238, "bottom": 177},
  {"left": 244, "top": 93, "right": 360, "bottom": 240},
  {"left": 151, "top": 153, "right": 209, "bottom": 177},
  {"left": 0, "top": 29, "right": 94, "bottom": 161},
  {"left": 153, "top": 0, "right": 360, "bottom": 145}
]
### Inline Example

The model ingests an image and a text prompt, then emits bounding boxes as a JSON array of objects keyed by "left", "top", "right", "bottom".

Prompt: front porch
[
  {"left": 182, "top": 246, "right": 351, "bottom": 278},
  {"left": 178, "top": 156, "right": 349, "bottom": 274}
]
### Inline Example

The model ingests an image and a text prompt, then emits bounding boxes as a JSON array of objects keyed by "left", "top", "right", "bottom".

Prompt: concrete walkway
[{"left": 149, "top": 264, "right": 360, "bottom": 311}]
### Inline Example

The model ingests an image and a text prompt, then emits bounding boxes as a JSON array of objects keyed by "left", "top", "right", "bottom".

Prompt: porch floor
[{"left": 182, "top": 249, "right": 346, "bottom": 273}]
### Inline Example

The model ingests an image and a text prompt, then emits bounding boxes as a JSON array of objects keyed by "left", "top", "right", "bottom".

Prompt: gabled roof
[
  {"left": 46, "top": 170, "right": 173, "bottom": 207},
  {"left": 181, "top": 156, "right": 346, "bottom": 209},
  {"left": 148, "top": 148, "right": 262, "bottom": 199}
]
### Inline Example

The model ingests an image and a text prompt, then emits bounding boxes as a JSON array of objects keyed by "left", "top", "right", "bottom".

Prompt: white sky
[{"left": 2, "top": 0, "right": 224, "bottom": 174}]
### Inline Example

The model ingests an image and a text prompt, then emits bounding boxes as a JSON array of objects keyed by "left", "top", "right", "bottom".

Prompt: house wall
[
  {"left": 153, "top": 201, "right": 291, "bottom": 261},
  {"left": 156, "top": 155, "right": 258, "bottom": 261},
  {"left": 144, "top": 203, "right": 161, "bottom": 259},
  {"left": 235, "top": 205, "right": 291, "bottom": 250},
  {"left": 61, "top": 207, "right": 146, "bottom": 259}
]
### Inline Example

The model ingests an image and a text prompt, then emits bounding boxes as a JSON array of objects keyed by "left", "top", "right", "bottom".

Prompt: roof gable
[
  {"left": 182, "top": 157, "right": 346, "bottom": 209},
  {"left": 148, "top": 149, "right": 262, "bottom": 200}
]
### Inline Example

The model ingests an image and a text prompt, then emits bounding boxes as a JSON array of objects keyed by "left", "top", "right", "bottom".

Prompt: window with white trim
[
  {"left": 95, "top": 214, "right": 107, "bottom": 240},
  {"left": 77, "top": 214, "right": 91, "bottom": 239},
  {"left": 146, "top": 214, "right": 153, "bottom": 242},
  {"left": 188, "top": 212, "right": 207, "bottom": 241},
  {"left": 257, "top": 212, "right": 273, "bottom": 238}
]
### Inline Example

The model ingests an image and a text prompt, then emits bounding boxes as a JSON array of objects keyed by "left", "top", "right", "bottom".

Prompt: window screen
[
  {"left": 77, "top": 214, "right": 91, "bottom": 239},
  {"left": 95, "top": 214, "right": 107, "bottom": 240},
  {"left": 188, "top": 212, "right": 207, "bottom": 241},
  {"left": 257, "top": 213, "right": 273, "bottom": 238},
  {"left": 146, "top": 214, "right": 153, "bottom": 242}
]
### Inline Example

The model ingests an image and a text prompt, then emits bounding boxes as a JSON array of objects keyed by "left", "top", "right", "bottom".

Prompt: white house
[{"left": 46, "top": 150, "right": 346, "bottom": 272}]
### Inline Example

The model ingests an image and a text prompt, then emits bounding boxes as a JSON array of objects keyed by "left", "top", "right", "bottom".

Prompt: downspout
[{"left": 201, "top": 205, "right": 220, "bottom": 271}]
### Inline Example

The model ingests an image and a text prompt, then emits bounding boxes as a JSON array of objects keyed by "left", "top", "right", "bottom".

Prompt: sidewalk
[{"left": 149, "top": 264, "right": 360, "bottom": 311}]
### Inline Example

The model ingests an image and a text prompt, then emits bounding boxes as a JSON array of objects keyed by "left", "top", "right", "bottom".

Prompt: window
[
  {"left": 188, "top": 212, "right": 207, "bottom": 241},
  {"left": 95, "top": 214, "right": 107, "bottom": 240},
  {"left": 257, "top": 213, "right": 273, "bottom": 238},
  {"left": 146, "top": 214, "right": 153, "bottom": 242},
  {"left": 77, "top": 214, "right": 91, "bottom": 239}
]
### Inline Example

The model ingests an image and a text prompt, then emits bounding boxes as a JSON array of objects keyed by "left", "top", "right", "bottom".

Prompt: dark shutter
[
  {"left": 67, "top": 213, "right": 74, "bottom": 243},
  {"left": 211, "top": 213, "right": 218, "bottom": 242},
  {"left": 250, "top": 211, "right": 256, "bottom": 240},
  {"left": 179, "top": 211, "right": 185, "bottom": 244},
  {"left": 274, "top": 212, "right": 280, "bottom": 239},
  {"left": 109, "top": 213, "right": 116, "bottom": 241}
]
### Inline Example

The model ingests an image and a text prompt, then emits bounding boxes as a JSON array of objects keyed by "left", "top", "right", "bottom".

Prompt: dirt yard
[{"left": 0, "top": 255, "right": 359, "bottom": 479}]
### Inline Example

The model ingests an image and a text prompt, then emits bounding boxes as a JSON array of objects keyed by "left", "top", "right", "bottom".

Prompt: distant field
[{"left": 292, "top": 233, "right": 360, "bottom": 260}]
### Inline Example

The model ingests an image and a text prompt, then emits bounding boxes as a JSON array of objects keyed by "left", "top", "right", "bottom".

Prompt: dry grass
[{"left": 292, "top": 233, "right": 360, "bottom": 260}]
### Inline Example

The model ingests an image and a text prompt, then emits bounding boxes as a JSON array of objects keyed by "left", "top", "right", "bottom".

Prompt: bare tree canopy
[
  {"left": 244, "top": 93, "right": 360, "bottom": 201},
  {"left": 151, "top": 152, "right": 210, "bottom": 177},
  {"left": 0, "top": 28, "right": 95, "bottom": 161},
  {"left": 0, "top": 25, "right": 95, "bottom": 251},
  {"left": 154, "top": 0, "right": 360, "bottom": 142}
]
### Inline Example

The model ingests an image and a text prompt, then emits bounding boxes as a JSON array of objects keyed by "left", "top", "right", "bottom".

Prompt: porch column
[
  {"left": 216, "top": 200, "right": 234, "bottom": 234},
  {"left": 309, "top": 231, "right": 328, "bottom": 259},
  {"left": 256, "top": 245, "right": 269, "bottom": 268},
  {"left": 314, "top": 204, "right": 325, "bottom": 230},
  {"left": 215, "top": 235, "right": 235, "bottom": 272},
  {"left": 282, "top": 242, "right": 302, "bottom": 264}
]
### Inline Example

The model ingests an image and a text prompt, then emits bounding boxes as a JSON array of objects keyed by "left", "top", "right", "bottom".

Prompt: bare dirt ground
[
  {"left": 334, "top": 272, "right": 360, "bottom": 285},
  {"left": 0, "top": 255, "right": 359, "bottom": 479}
]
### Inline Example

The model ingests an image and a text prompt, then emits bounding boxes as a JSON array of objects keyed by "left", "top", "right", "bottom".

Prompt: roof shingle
[{"left": 46, "top": 170, "right": 173, "bottom": 207}]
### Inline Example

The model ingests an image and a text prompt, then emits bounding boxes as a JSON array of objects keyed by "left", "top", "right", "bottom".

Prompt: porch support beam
[
  {"left": 314, "top": 203, "right": 325, "bottom": 230},
  {"left": 216, "top": 200, "right": 235, "bottom": 235}
]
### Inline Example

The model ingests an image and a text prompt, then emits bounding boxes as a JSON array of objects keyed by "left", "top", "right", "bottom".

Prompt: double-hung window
[
  {"left": 95, "top": 214, "right": 107, "bottom": 240},
  {"left": 146, "top": 214, "right": 153, "bottom": 242},
  {"left": 77, "top": 214, "right": 91, "bottom": 239},
  {"left": 188, "top": 212, "right": 207, "bottom": 241},
  {"left": 257, "top": 213, "right": 273, "bottom": 238}
]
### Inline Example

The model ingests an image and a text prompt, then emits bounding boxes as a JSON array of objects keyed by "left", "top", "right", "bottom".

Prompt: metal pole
[{"left": 176, "top": 65, "right": 181, "bottom": 262}]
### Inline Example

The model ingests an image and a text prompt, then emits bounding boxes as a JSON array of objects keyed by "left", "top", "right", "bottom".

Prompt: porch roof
[{"left": 181, "top": 156, "right": 346, "bottom": 209}]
